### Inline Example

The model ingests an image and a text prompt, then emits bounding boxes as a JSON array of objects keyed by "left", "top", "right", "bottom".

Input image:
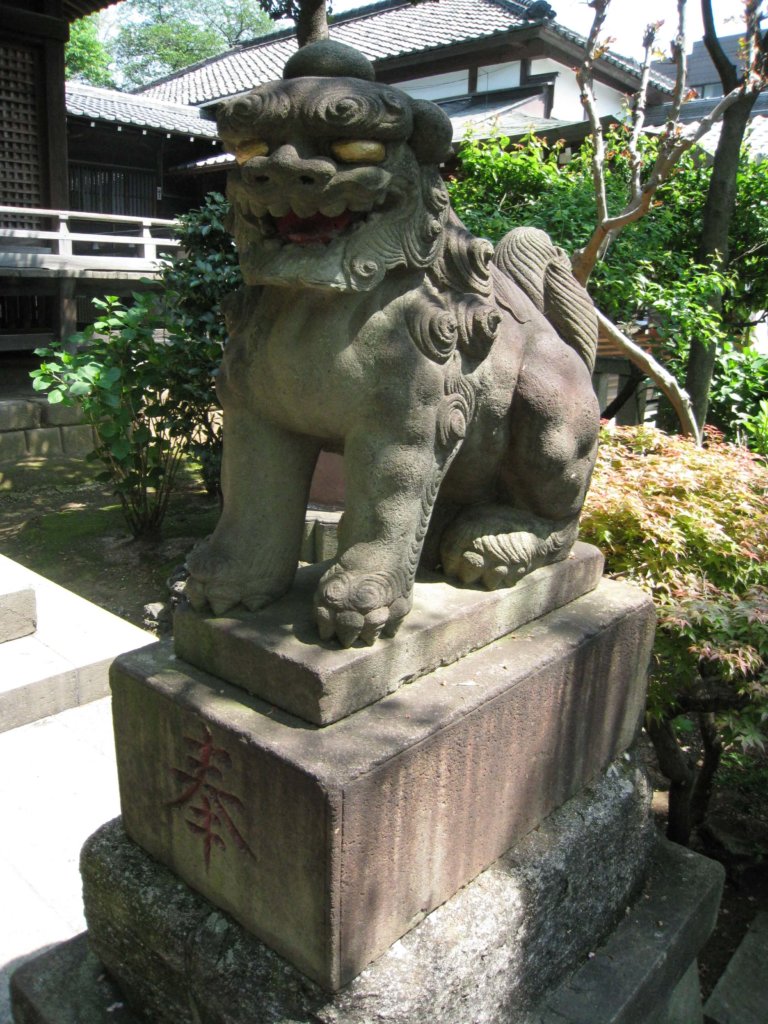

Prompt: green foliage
[
  {"left": 65, "top": 15, "right": 114, "bottom": 87},
  {"left": 31, "top": 296, "right": 198, "bottom": 537},
  {"left": 113, "top": 0, "right": 271, "bottom": 87},
  {"left": 30, "top": 194, "right": 241, "bottom": 534},
  {"left": 155, "top": 192, "right": 242, "bottom": 493},
  {"left": 448, "top": 128, "right": 768, "bottom": 444},
  {"left": 580, "top": 425, "right": 768, "bottom": 755}
]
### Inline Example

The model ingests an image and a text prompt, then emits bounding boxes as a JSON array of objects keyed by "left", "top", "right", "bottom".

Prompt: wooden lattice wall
[{"left": 0, "top": 41, "right": 43, "bottom": 225}]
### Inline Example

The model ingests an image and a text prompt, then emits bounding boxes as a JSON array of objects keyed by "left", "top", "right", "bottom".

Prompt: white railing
[{"left": 0, "top": 205, "right": 180, "bottom": 276}]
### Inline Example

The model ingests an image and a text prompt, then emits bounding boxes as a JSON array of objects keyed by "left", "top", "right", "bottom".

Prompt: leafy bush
[
  {"left": 156, "top": 192, "right": 241, "bottom": 493},
  {"left": 32, "top": 295, "right": 203, "bottom": 537},
  {"left": 580, "top": 425, "right": 768, "bottom": 841},
  {"left": 31, "top": 193, "right": 241, "bottom": 535},
  {"left": 448, "top": 129, "right": 768, "bottom": 443}
]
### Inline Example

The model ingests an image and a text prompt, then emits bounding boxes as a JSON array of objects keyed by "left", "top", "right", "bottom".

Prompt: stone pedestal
[
  {"left": 10, "top": 557, "right": 724, "bottom": 1023},
  {"left": 10, "top": 781, "right": 724, "bottom": 1024},
  {"left": 111, "top": 573, "right": 650, "bottom": 990}
]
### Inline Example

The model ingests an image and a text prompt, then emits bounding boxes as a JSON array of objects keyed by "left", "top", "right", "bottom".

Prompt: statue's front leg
[
  {"left": 186, "top": 410, "right": 320, "bottom": 615},
  {"left": 315, "top": 424, "right": 458, "bottom": 647}
]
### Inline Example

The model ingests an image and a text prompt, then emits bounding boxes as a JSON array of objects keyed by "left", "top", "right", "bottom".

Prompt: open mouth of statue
[
  {"left": 272, "top": 210, "right": 358, "bottom": 246},
  {"left": 243, "top": 206, "right": 372, "bottom": 246},
  {"left": 237, "top": 198, "right": 385, "bottom": 248}
]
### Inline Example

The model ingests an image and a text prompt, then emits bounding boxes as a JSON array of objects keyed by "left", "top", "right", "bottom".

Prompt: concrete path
[{"left": 0, "top": 697, "right": 120, "bottom": 1024}]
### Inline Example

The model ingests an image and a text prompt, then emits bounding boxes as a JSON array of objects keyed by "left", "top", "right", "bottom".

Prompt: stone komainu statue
[{"left": 186, "top": 40, "right": 600, "bottom": 648}]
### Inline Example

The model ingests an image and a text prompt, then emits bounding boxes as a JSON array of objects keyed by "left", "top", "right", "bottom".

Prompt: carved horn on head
[{"left": 409, "top": 100, "right": 453, "bottom": 165}]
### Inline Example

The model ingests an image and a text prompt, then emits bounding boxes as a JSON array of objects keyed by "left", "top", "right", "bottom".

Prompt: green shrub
[
  {"left": 448, "top": 129, "right": 768, "bottom": 443},
  {"left": 156, "top": 192, "right": 242, "bottom": 494},
  {"left": 31, "top": 194, "right": 241, "bottom": 534},
  {"left": 32, "top": 295, "right": 207, "bottom": 537},
  {"left": 580, "top": 425, "right": 768, "bottom": 841}
]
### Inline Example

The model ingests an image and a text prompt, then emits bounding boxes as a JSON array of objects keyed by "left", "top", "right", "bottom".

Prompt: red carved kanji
[{"left": 167, "top": 725, "right": 255, "bottom": 869}]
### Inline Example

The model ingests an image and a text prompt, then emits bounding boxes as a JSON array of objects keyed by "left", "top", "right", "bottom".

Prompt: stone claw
[{"left": 314, "top": 566, "right": 411, "bottom": 647}]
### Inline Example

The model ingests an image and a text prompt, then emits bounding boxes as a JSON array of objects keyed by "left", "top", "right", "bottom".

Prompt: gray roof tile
[
  {"left": 65, "top": 81, "right": 219, "bottom": 137},
  {"left": 136, "top": 0, "right": 671, "bottom": 107}
]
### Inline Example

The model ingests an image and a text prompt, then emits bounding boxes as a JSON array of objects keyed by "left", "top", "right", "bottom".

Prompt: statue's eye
[
  {"left": 331, "top": 140, "right": 386, "bottom": 164},
  {"left": 235, "top": 139, "right": 269, "bottom": 164}
]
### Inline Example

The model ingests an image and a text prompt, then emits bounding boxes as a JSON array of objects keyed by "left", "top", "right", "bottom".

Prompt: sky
[{"left": 329, "top": 0, "right": 749, "bottom": 61}]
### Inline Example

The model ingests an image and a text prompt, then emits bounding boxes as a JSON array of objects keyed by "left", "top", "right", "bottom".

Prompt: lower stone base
[{"left": 10, "top": 760, "right": 723, "bottom": 1024}]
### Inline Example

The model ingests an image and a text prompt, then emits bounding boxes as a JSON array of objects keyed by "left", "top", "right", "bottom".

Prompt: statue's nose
[{"left": 242, "top": 145, "right": 335, "bottom": 188}]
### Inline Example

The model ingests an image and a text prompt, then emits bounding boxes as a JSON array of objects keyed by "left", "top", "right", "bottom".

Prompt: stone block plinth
[
  {"left": 174, "top": 541, "right": 605, "bottom": 724},
  {"left": 111, "top": 578, "right": 654, "bottom": 990}
]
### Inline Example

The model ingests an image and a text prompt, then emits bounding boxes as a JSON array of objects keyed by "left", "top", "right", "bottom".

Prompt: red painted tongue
[{"left": 275, "top": 210, "right": 353, "bottom": 245}]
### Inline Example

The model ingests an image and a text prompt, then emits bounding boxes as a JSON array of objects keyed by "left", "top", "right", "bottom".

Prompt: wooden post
[{"left": 57, "top": 277, "right": 77, "bottom": 347}]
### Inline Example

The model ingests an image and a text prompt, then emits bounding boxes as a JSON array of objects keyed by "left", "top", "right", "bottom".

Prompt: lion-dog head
[{"left": 217, "top": 40, "right": 454, "bottom": 292}]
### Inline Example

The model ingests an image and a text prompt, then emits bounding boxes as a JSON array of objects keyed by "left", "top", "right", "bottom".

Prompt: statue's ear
[{"left": 409, "top": 100, "right": 454, "bottom": 164}]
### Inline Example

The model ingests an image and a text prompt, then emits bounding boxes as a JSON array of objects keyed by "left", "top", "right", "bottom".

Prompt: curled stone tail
[{"left": 493, "top": 226, "right": 598, "bottom": 372}]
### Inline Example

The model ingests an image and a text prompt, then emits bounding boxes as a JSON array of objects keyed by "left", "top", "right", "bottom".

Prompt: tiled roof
[
  {"left": 442, "top": 93, "right": 570, "bottom": 143},
  {"left": 64, "top": 0, "right": 117, "bottom": 21},
  {"left": 65, "top": 81, "right": 219, "bottom": 138},
  {"left": 136, "top": 0, "right": 673, "bottom": 107},
  {"left": 644, "top": 93, "right": 768, "bottom": 161}
]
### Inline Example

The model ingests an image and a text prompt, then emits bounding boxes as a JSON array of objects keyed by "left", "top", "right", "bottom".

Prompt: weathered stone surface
[
  {"left": 704, "top": 911, "right": 768, "bottom": 1024},
  {"left": 533, "top": 841, "right": 723, "bottom": 1023},
  {"left": 10, "top": 936, "right": 139, "bottom": 1024},
  {"left": 12, "top": 832, "right": 721, "bottom": 1024},
  {"left": 0, "top": 430, "right": 29, "bottom": 461},
  {"left": 0, "top": 399, "right": 40, "bottom": 432},
  {"left": 24, "top": 428, "right": 62, "bottom": 457},
  {"left": 38, "top": 401, "right": 85, "bottom": 427},
  {"left": 175, "top": 541, "right": 605, "bottom": 724},
  {"left": 61, "top": 424, "right": 96, "bottom": 455},
  {"left": 112, "top": 579, "right": 654, "bottom": 990},
  {"left": 0, "top": 586, "right": 36, "bottom": 644},
  {"left": 73, "top": 759, "right": 649, "bottom": 1023}
]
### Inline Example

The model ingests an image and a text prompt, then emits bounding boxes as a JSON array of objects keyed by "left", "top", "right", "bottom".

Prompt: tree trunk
[
  {"left": 645, "top": 716, "right": 696, "bottom": 846},
  {"left": 684, "top": 91, "right": 757, "bottom": 429},
  {"left": 690, "top": 712, "right": 723, "bottom": 828},
  {"left": 295, "top": 0, "right": 328, "bottom": 46}
]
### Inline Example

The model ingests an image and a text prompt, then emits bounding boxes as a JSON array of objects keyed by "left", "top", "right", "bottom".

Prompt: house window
[
  {"left": 69, "top": 164, "right": 157, "bottom": 217},
  {"left": 699, "top": 82, "right": 723, "bottom": 98}
]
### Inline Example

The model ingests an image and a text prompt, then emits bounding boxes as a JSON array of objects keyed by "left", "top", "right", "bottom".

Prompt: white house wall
[
  {"left": 477, "top": 60, "right": 522, "bottom": 92},
  {"left": 397, "top": 69, "right": 469, "bottom": 100},
  {"left": 530, "top": 58, "right": 626, "bottom": 121}
]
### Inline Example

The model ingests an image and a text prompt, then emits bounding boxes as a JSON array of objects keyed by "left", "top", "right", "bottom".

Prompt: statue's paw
[
  {"left": 440, "top": 510, "right": 577, "bottom": 590},
  {"left": 185, "top": 539, "right": 291, "bottom": 616},
  {"left": 440, "top": 543, "right": 529, "bottom": 590},
  {"left": 314, "top": 566, "right": 412, "bottom": 647}
]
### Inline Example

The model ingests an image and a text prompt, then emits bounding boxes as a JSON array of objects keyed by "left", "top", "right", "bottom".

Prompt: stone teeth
[
  {"left": 319, "top": 200, "right": 348, "bottom": 217},
  {"left": 267, "top": 201, "right": 291, "bottom": 217},
  {"left": 290, "top": 202, "right": 318, "bottom": 219},
  {"left": 347, "top": 198, "right": 374, "bottom": 213}
]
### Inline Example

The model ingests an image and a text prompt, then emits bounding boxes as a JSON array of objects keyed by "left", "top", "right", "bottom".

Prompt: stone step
[
  {"left": 1, "top": 557, "right": 37, "bottom": 643},
  {"left": 0, "top": 554, "right": 155, "bottom": 733},
  {"left": 0, "top": 585, "right": 36, "bottom": 644},
  {"left": 704, "top": 912, "right": 768, "bottom": 1024}
]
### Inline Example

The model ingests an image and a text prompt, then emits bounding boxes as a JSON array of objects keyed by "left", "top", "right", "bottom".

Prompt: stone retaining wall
[{"left": 0, "top": 397, "right": 95, "bottom": 460}]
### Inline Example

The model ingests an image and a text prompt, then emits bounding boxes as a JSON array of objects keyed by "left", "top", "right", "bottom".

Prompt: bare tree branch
[
  {"left": 701, "top": 0, "right": 739, "bottom": 92},
  {"left": 595, "top": 309, "right": 702, "bottom": 443},
  {"left": 575, "top": 0, "right": 610, "bottom": 232}
]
